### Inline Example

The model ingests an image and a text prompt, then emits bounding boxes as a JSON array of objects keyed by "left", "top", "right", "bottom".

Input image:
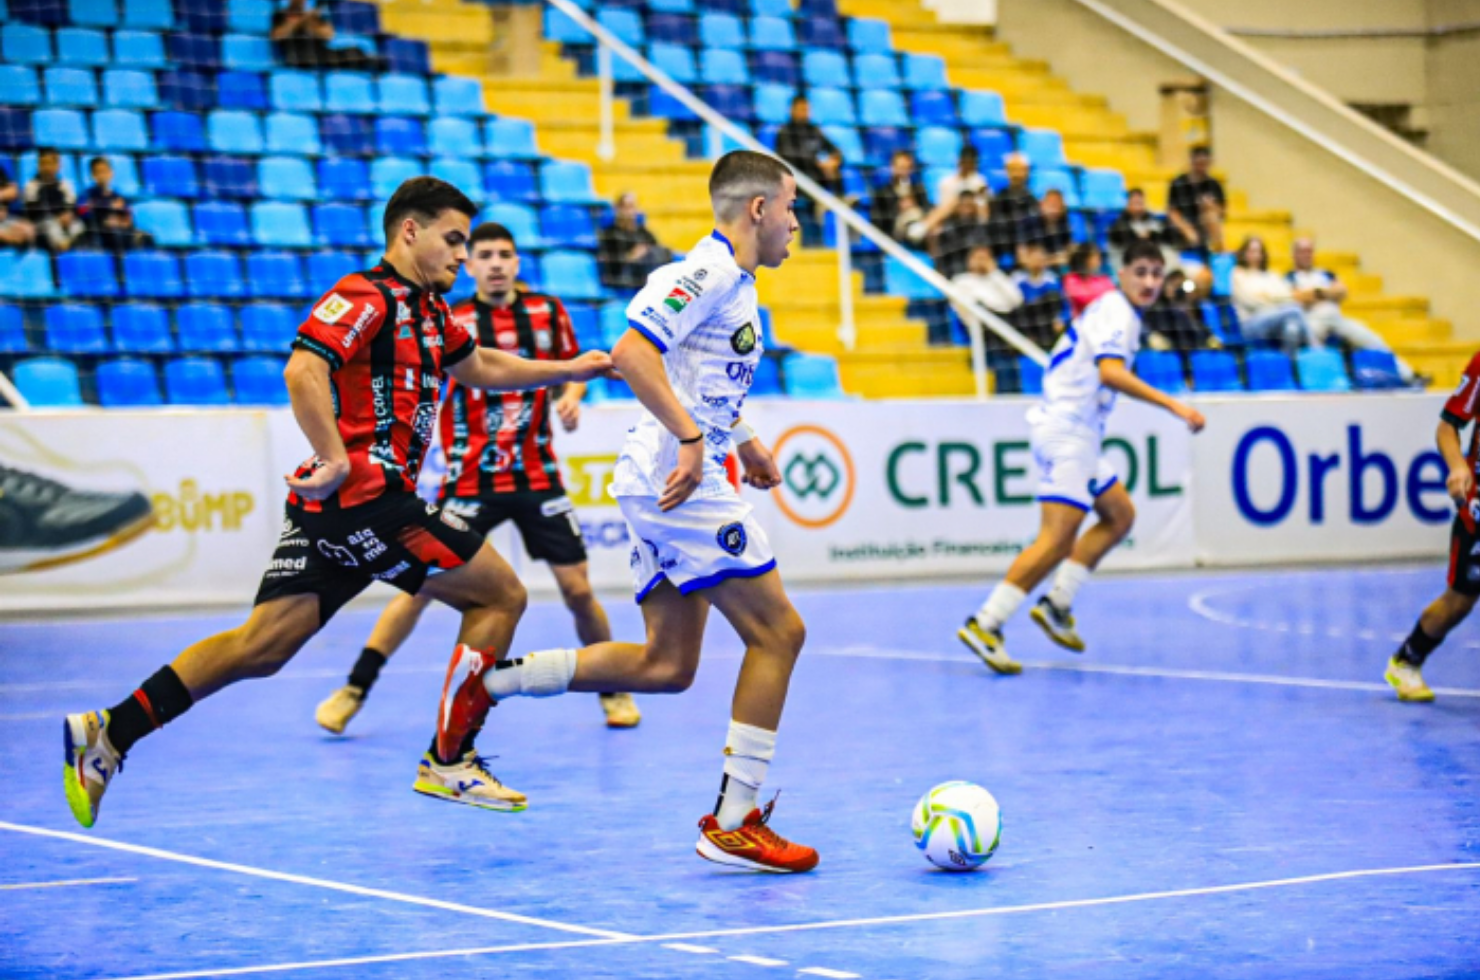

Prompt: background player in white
[
  {"left": 432, "top": 151, "right": 819, "bottom": 873},
  {"left": 960, "top": 239, "right": 1206, "bottom": 672}
]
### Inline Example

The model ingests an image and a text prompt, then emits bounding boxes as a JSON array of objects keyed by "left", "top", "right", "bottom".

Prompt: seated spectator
[
  {"left": 950, "top": 244, "right": 1023, "bottom": 340},
  {"left": 597, "top": 191, "right": 672, "bottom": 293},
  {"left": 1288, "top": 236, "right": 1420, "bottom": 385},
  {"left": 986, "top": 152, "right": 1036, "bottom": 263},
  {"left": 1167, "top": 145, "right": 1225, "bottom": 255},
  {"left": 1062, "top": 243, "right": 1115, "bottom": 318},
  {"left": 23, "top": 147, "right": 84, "bottom": 253},
  {"left": 1107, "top": 187, "right": 1174, "bottom": 264},
  {"left": 1143, "top": 268, "right": 1218, "bottom": 352},
  {"left": 271, "top": 0, "right": 385, "bottom": 71},
  {"left": 1008, "top": 241, "right": 1067, "bottom": 349},
  {"left": 1017, "top": 188, "right": 1072, "bottom": 270},
  {"left": 930, "top": 190, "right": 989, "bottom": 281},
  {"left": 0, "top": 166, "right": 36, "bottom": 247},
  {"left": 775, "top": 95, "right": 844, "bottom": 239},
  {"left": 871, "top": 150, "right": 930, "bottom": 245},
  {"left": 79, "top": 157, "right": 149, "bottom": 252},
  {"left": 1231, "top": 235, "right": 1313, "bottom": 353}
]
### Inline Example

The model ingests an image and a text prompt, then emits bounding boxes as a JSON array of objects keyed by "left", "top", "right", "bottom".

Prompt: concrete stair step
[
  {"left": 1377, "top": 318, "right": 1452, "bottom": 344},
  {"left": 840, "top": 361, "right": 979, "bottom": 398},
  {"left": 379, "top": 1, "right": 492, "bottom": 45},
  {"left": 1346, "top": 295, "right": 1430, "bottom": 317},
  {"left": 1009, "top": 105, "right": 1131, "bottom": 138}
]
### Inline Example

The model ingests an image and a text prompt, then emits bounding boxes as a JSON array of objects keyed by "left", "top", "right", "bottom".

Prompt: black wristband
[{"left": 678, "top": 433, "right": 703, "bottom": 445}]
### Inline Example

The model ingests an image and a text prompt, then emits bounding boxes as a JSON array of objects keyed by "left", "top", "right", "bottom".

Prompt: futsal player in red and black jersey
[
  {"left": 316, "top": 222, "right": 641, "bottom": 764},
  {"left": 1385, "top": 349, "right": 1480, "bottom": 702},
  {"left": 61, "top": 178, "right": 614, "bottom": 828}
]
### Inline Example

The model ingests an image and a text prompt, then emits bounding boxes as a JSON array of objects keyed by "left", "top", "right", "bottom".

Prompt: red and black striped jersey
[
  {"left": 291, "top": 261, "right": 476, "bottom": 511},
  {"left": 440, "top": 291, "right": 579, "bottom": 497},
  {"left": 1443, "top": 349, "right": 1480, "bottom": 531}
]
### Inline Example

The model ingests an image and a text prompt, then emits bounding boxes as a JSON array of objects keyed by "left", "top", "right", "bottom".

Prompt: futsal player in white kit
[
  {"left": 960, "top": 239, "right": 1206, "bottom": 671},
  {"left": 433, "top": 151, "right": 819, "bottom": 873}
]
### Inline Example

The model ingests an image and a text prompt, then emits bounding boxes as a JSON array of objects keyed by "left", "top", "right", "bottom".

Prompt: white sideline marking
[
  {"left": 1188, "top": 585, "right": 1480, "bottom": 649},
  {"left": 0, "top": 876, "right": 135, "bottom": 891},
  {"left": 728, "top": 954, "right": 789, "bottom": 966},
  {"left": 663, "top": 943, "right": 719, "bottom": 954},
  {"left": 798, "top": 969, "right": 860, "bottom": 978}
]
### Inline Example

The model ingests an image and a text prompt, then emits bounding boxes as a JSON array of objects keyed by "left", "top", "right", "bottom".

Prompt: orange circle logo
[{"left": 771, "top": 425, "right": 855, "bottom": 528}]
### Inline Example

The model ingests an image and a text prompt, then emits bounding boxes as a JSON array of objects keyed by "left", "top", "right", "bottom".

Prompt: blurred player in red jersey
[
  {"left": 1385, "top": 350, "right": 1480, "bottom": 702},
  {"left": 61, "top": 178, "right": 614, "bottom": 828},
  {"left": 316, "top": 221, "right": 640, "bottom": 773}
]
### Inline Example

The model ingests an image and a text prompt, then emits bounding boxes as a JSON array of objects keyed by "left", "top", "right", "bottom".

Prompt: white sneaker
[
  {"left": 315, "top": 684, "right": 364, "bottom": 734},
  {"left": 63, "top": 710, "right": 123, "bottom": 828},
  {"left": 1030, "top": 597, "right": 1086, "bottom": 653},
  {"left": 1384, "top": 657, "right": 1435, "bottom": 702},
  {"left": 598, "top": 692, "right": 641, "bottom": 729},
  {"left": 957, "top": 618, "right": 1022, "bottom": 675},
  {"left": 413, "top": 751, "right": 527, "bottom": 812}
]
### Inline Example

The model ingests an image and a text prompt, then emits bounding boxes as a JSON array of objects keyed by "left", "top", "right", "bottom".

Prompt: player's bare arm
[
  {"left": 612, "top": 330, "right": 705, "bottom": 511},
  {"left": 1438, "top": 419, "right": 1470, "bottom": 505},
  {"left": 1098, "top": 357, "right": 1206, "bottom": 432},
  {"left": 447, "top": 346, "right": 613, "bottom": 393},
  {"left": 555, "top": 381, "right": 586, "bottom": 432},
  {"left": 282, "top": 349, "right": 351, "bottom": 501}
]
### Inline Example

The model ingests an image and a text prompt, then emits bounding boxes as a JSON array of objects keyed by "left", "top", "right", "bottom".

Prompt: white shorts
[
  {"left": 1030, "top": 422, "right": 1118, "bottom": 513},
  {"left": 618, "top": 494, "right": 777, "bottom": 602}
]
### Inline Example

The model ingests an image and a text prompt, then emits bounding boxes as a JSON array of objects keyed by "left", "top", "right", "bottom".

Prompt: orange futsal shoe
[
  {"left": 696, "top": 798, "right": 819, "bottom": 873},
  {"left": 436, "top": 644, "right": 494, "bottom": 763}
]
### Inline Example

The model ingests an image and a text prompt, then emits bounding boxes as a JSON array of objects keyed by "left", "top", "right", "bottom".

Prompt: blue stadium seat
[
  {"left": 428, "top": 116, "right": 480, "bottom": 159},
  {"left": 543, "top": 5, "right": 589, "bottom": 44},
  {"left": 141, "top": 155, "right": 199, "bottom": 199},
  {"left": 226, "top": 0, "right": 274, "bottom": 34},
  {"left": 102, "top": 69, "right": 158, "bottom": 109},
  {"left": 433, "top": 76, "right": 486, "bottom": 117},
  {"left": 55, "top": 28, "right": 110, "bottom": 67},
  {"left": 157, "top": 69, "right": 214, "bottom": 112},
  {"left": 699, "top": 13, "right": 745, "bottom": 49},
  {"left": 385, "top": 37, "right": 431, "bottom": 76},
  {"left": 859, "top": 89, "right": 908, "bottom": 128},
  {"left": 700, "top": 48, "right": 749, "bottom": 86},
  {"left": 1296, "top": 347, "right": 1352, "bottom": 392},
  {"left": 541, "top": 204, "right": 597, "bottom": 250},
  {"left": 91, "top": 109, "right": 147, "bottom": 151},
  {"left": 33, "top": 109, "right": 90, "bottom": 151},
  {"left": 883, "top": 252, "right": 937, "bottom": 300},
  {"left": 596, "top": 7, "right": 644, "bottom": 47},
  {"left": 598, "top": 301, "right": 627, "bottom": 347},
  {"left": 201, "top": 155, "right": 257, "bottom": 199},
  {"left": 306, "top": 250, "right": 360, "bottom": 287},
  {"left": 218, "top": 71, "right": 268, "bottom": 110},
  {"left": 820, "top": 124, "right": 863, "bottom": 164},
  {"left": 1080, "top": 168, "right": 1127, "bottom": 211},
  {"left": 270, "top": 71, "right": 323, "bottom": 113},
  {"left": 377, "top": 73, "right": 431, "bottom": 117},
  {"left": 313, "top": 203, "right": 369, "bottom": 248},
  {"left": 221, "top": 33, "right": 272, "bottom": 71},
  {"left": 152, "top": 110, "right": 206, "bottom": 152},
  {"left": 902, "top": 53, "right": 948, "bottom": 91},
  {"left": 370, "top": 157, "right": 421, "bottom": 198},
  {"left": 959, "top": 89, "right": 1007, "bottom": 129},
  {"left": 483, "top": 117, "right": 538, "bottom": 159},
  {"left": 2, "top": 24, "right": 53, "bottom": 65},
  {"left": 0, "top": 67, "right": 40, "bottom": 106},
  {"left": 797, "top": 15, "right": 845, "bottom": 48},
  {"left": 1016, "top": 355, "right": 1045, "bottom": 395},
  {"left": 207, "top": 110, "right": 265, "bottom": 155},
  {"left": 318, "top": 157, "right": 370, "bottom": 201},
  {"left": 194, "top": 200, "right": 252, "bottom": 247},
  {"left": 847, "top": 17, "right": 892, "bottom": 53},
  {"left": 15, "top": 357, "right": 84, "bottom": 406},
  {"left": 0, "top": 109, "right": 34, "bottom": 152},
  {"left": 1019, "top": 128, "right": 1068, "bottom": 169},
  {"left": 169, "top": 32, "right": 221, "bottom": 72},
  {"left": 540, "top": 160, "right": 600, "bottom": 205},
  {"left": 239, "top": 304, "right": 296, "bottom": 352},
  {"left": 246, "top": 251, "right": 309, "bottom": 300},
  {"left": 751, "top": 50, "right": 798, "bottom": 87},
  {"left": 916, "top": 126, "right": 962, "bottom": 169},
  {"left": 969, "top": 128, "right": 1014, "bottom": 169},
  {"left": 178, "top": 2, "right": 227, "bottom": 32},
  {"left": 749, "top": 355, "right": 783, "bottom": 396},
  {"left": 649, "top": 87, "right": 699, "bottom": 121},
  {"left": 122, "top": 0, "right": 173, "bottom": 29},
  {"left": 541, "top": 250, "right": 603, "bottom": 301},
  {"left": 375, "top": 117, "right": 426, "bottom": 157},
  {"left": 1351, "top": 349, "right": 1404, "bottom": 390},
  {"left": 265, "top": 112, "right": 321, "bottom": 155},
  {"left": 0, "top": 251, "right": 57, "bottom": 300},
  {"left": 43, "top": 67, "right": 99, "bottom": 107},
  {"left": 184, "top": 250, "right": 245, "bottom": 299},
  {"left": 111, "top": 301, "right": 174, "bottom": 351},
  {"left": 1208, "top": 252, "right": 1235, "bottom": 298},
  {"left": 480, "top": 202, "right": 542, "bottom": 248},
  {"left": 784, "top": 353, "right": 845, "bottom": 397},
  {"left": 483, "top": 160, "right": 538, "bottom": 203},
  {"left": 251, "top": 201, "right": 313, "bottom": 248},
  {"left": 103, "top": 152, "right": 142, "bottom": 196},
  {"left": 1135, "top": 350, "right": 1188, "bottom": 393},
  {"left": 327, "top": 0, "right": 379, "bottom": 33},
  {"left": 648, "top": 12, "right": 698, "bottom": 46},
  {"left": 700, "top": 84, "right": 750, "bottom": 122},
  {"left": 864, "top": 125, "right": 910, "bottom": 162},
  {"left": 1244, "top": 349, "right": 1297, "bottom": 391},
  {"left": 165, "top": 356, "right": 230, "bottom": 405},
  {"left": 1031, "top": 168, "right": 1081, "bottom": 208},
  {"left": 852, "top": 53, "right": 901, "bottom": 91},
  {"left": 802, "top": 50, "right": 851, "bottom": 89},
  {"left": 132, "top": 199, "right": 194, "bottom": 246},
  {"left": 750, "top": 16, "right": 797, "bottom": 50},
  {"left": 58, "top": 252, "right": 120, "bottom": 301},
  {"left": 233, "top": 355, "right": 289, "bottom": 405},
  {"left": 650, "top": 42, "right": 697, "bottom": 84},
  {"left": 111, "top": 29, "right": 165, "bottom": 69},
  {"left": 46, "top": 302, "right": 110, "bottom": 353},
  {"left": 650, "top": 0, "right": 695, "bottom": 11},
  {"left": 257, "top": 156, "right": 316, "bottom": 202},
  {"left": 96, "top": 357, "right": 163, "bottom": 407},
  {"left": 751, "top": 0, "right": 794, "bottom": 17},
  {"left": 12, "top": 0, "right": 64, "bottom": 25},
  {"left": 70, "top": 0, "right": 120, "bottom": 27},
  {"left": 753, "top": 83, "right": 796, "bottom": 126},
  {"left": 176, "top": 303, "right": 239, "bottom": 353},
  {"left": 323, "top": 71, "right": 374, "bottom": 114},
  {"left": 565, "top": 303, "right": 600, "bottom": 351},
  {"left": 909, "top": 90, "right": 957, "bottom": 127},
  {"left": 1188, "top": 349, "right": 1242, "bottom": 392},
  {"left": 429, "top": 158, "right": 484, "bottom": 203},
  {"left": 0, "top": 306, "right": 27, "bottom": 353}
]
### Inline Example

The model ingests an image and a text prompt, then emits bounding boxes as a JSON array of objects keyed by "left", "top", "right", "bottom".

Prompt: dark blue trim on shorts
[
  {"left": 677, "top": 559, "right": 778, "bottom": 596},
  {"left": 1092, "top": 475, "right": 1119, "bottom": 497},
  {"left": 629, "top": 319, "right": 669, "bottom": 353},
  {"left": 1038, "top": 495, "right": 1091, "bottom": 513},
  {"left": 634, "top": 572, "right": 666, "bottom": 604}
]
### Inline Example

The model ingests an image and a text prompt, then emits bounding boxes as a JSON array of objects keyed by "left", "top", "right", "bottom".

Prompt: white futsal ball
[{"left": 911, "top": 781, "right": 1001, "bottom": 872}]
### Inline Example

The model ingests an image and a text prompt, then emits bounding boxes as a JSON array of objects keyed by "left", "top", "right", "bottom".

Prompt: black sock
[
  {"left": 1395, "top": 622, "right": 1442, "bottom": 667},
  {"left": 347, "top": 647, "right": 387, "bottom": 694},
  {"left": 106, "top": 666, "right": 194, "bottom": 756},
  {"left": 427, "top": 723, "right": 481, "bottom": 767}
]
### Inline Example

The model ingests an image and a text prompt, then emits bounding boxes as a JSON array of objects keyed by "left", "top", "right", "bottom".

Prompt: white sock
[
  {"left": 1047, "top": 560, "right": 1091, "bottom": 612},
  {"left": 481, "top": 648, "right": 577, "bottom": 700},
  {"left": 974, "top": 582, "right": 1026, "bottom": 633},
  {"left": 715, "top": 721, "right": 776, "bottom": 831}
]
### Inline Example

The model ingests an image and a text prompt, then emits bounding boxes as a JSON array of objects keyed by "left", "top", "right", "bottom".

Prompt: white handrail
[
  {"left": 0, "top": 370, "right": 29, "bottom": 410},
  {"left": 545, "top": 0, "right": 1050, "bottom": 401}
]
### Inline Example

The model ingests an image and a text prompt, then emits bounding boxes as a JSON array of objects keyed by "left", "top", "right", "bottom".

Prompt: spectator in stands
[
  {"left": 79, "top": 157, "right": 149, "bottom": 253},
  {"left": 1288, "top": 236, "right": 1418, "bottom": 384},
  {"left": 597, "top": 191, "right": 672, "bottom": 293},
  {"left": 987, "top": 152, "right": 1036, "bottom": 262},
  {"left": 775, "top": 95, "right": 844, "bottom": 238},
  {"left": 1107, "top": 188, "right": 1173, "bottom": 260},
  {"left": 1167, "top": 145, "right": 1225, "bottom": 255},
  {"left": 930, "top": 189, "right": 989, "bottom": 281},
  {"left": 1231, "top": 235, "right": 1313, "bottom": 353},
  {"left": 1009, "top": 240, "right": 1067, "bottom": 348},
  {"left": 871, "top": 150, "right": 930, "bottom": 245},
  {"left": 1143, "top": 268, "right": 1217, "bottom": 352},
  {"left": 1062, "top": 243, "right": 1115, "bottom": 317},
  {"left": 271, "top": 0, "right": 385, "bottom": 71},
  {"left": 0, "top": 167, "right": 36, "bottom": 247},
  {"left": 1017, "top": 188, "right": 1072, "bottom": 270},
  {"left": 23, "top": 147, "right": 84, "bottom": 254},
  {"left": 950, "top": 244, "right": 1023, "bottom": 338}
]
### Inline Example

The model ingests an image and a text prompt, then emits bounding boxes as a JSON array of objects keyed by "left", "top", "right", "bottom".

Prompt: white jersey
[
  {"left": 611, "top": 231, "right": 763, "bottom": 500},
  {"left": 1032, "top": 289, "right": 1141, "bottom": 435}
]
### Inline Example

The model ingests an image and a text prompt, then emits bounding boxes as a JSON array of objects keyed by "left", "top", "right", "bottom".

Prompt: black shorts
[
  {"left": 440, "top": 489, "right": 588, "bottom": 567},
  {"left": 254, "top": 492, "right": 486, "bottom": 625},
  {"left": 1448, "top": 515, "right": 1480, "bottom": 596}
]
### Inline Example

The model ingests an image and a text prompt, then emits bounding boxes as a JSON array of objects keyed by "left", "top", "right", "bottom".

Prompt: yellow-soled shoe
[
  {"left": 63, "top": 710, "right": 122, "bottom": 829},
  {"left": 599, "top": 692, "right": 642, "bottom": 729},
  {"left": 1030, "top": 597, "right": 1086, "bottom": 653},
  {"left": 315, "top": 684, "right": 364, "bottom": 734},
  {"left": 413, "top": 751, "right": 527, "bottom": 812},
  {"left": 1385, "top": 657, "right": 1435, "bottom": 703},
  {"left": 958, "top": 618, "right": 1022, "bottom": 675}
]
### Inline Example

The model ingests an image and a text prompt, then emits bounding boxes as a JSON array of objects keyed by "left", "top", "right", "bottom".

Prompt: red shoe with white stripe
[
  {"left": 696, "top": 798, "right": 819, "bottom": 873},
  {"left": 435, "top": 644, "right": 493, "bottom": 763}
]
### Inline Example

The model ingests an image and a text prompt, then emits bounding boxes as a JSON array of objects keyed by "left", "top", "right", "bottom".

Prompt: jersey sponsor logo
[
  {"left": 716, "top": 521, "right": 748, "bottom": 556},
  {"left": 678, "top": 276, "right": 706, "bottom": 297},
  {"left": 524, "top": 300, "right": 549, "bottom": 315},
  {"left": 535, "top": 329, "right": 553, "bottom": 352},
  {"left": 496, "top": 329, "right": 519, "bottom": 348},
  {"left": 396, "top": 302, "right": 413, "bottom": 324},
  {"left": 706, "top": 426, "right": 729, "bottom": 446},
  {"left": 313, "top": 292, "right": 354, "bottom": 324},
  {"left": 730, "top": 322, "right": 757, "bottom": 355},
  {"left": 726, "top": 362, "right": 755, "bottom": 386},
  {"left": 340, "top": 302, "right": 378, "bottom": 349},
  {"left": 701, "top": 393, "right": 729, "bottom": 408},
  {"left": 663, "top": 286, "right": 694, "bottom": 313},
  {"left": 1453, "top": 374, "right": 1470, "bottom": 399}
]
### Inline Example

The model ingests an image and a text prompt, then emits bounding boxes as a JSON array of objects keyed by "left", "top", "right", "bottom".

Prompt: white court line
[
  {"left": 728, "top": 954, "right": 789, "bottom": 966},
  {"left": 0, "top": 876, "right": 135, "bottom": 891},
  {"left": 1187, "top": 584, "right": 1480, "bottom": 650},
  {"left": 798, "top": 969, "right": 860, "bottom": 979},
  {"left": 662, "top": 943, "right": 719, "bottom": 954}
]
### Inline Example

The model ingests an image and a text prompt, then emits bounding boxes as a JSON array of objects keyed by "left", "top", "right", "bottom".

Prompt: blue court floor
[{"left": 2, "top": 564, "right": 1478, "bottom": 979}]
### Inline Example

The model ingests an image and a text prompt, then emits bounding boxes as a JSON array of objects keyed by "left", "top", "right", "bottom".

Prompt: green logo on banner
[{"left": 784, "top": 453, "right": 841, "bottom": 500}]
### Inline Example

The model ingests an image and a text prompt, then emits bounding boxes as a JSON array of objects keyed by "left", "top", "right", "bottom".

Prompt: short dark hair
[
  {"left": 1127, "top": 187, "right": 1145, "bottom": 198},
  {"left": 88, "top": 156, "right": 109, "bottom": 171},
  {"left": 469, "top": 221, "right": 516, "bottom": 252},
  {"left": 36, "top": 146, "right": 59, "bottom": 160},
  {"left": 709, "top": 150, "right": 793, "bottom": 220},
  {"left": 790, "top": 94, "right": 809, "bottom": 109},
  {"left": 959, "top": 144, "right": 979, "bottom": 162},
  {"left": 382, "top": 176, "right": 478, "bottom": 242},
  {"left": 1069, "top": 242, "right": 1100, "bottom": 274},
  {"left": 1121, "top": 239, "right": 1165, "bottom": 268},
  {"left": 1190, "top": 145, "right": 1211, "bottom": 157}
]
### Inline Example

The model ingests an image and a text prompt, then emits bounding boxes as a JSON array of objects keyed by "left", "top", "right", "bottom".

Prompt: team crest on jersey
[
  {"left": 730, "top": 323, "right": 757, "bottom": 355},
  {"left": 716, "top": 522, "right": 747, "bottom": 556},
  {"left": 313, "top": 293, "right": 353, "bottom": 324},
  {"left": 663, "top": 286, "right": 694, "bottom": 313}
]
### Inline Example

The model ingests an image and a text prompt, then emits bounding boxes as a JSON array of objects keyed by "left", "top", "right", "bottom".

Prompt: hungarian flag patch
[{"left": 663, "top": 286, "right": 694, "bottom": 313}]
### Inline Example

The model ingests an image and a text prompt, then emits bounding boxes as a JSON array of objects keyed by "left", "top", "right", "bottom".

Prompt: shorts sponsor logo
[
  {"left": 440, "top": 508, "right": 470, "bottom": 532},
  {"left": 539, "top": 496, "right": 574, "bottom": 518},
  {"left": 717, "top": 522, "right": 748, "bottom": 556},
  {"left": 373, "top": 560, "right": 412, "bottom": 582},
  {"left": 266, "top": 556, "right": 307, "bottom": 573},
  {"left": 772, "top": 425, "right": 856, "bottom": 529},
  {"left": 730, "top": 322, "right": 757, "bottom": 356},
  {"left": 313, "top": 292, "right": 353, "bottom": 324},
  {"left": 443, "top": 498, "right": 482, "bottom": 520},
  {"left": 278, "top": 520, "right": 307, "bottom": 547},
  {"left": 348, "top": 527, "right": 387, "bottom": 561},
  {"left": 317, "top": 540, "right": 359, "bottom": 567},
  {"left": 663, "top": 286, "right": 694, "bottom": 314}
]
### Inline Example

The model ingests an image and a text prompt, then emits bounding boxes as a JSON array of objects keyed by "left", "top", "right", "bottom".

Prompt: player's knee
[
  {"left": 645, "top": 650, "right": 697, "bottom": 692},
  {"left": 775, "top": 609, "right": 807, "bottom": 658},
  {"left": 1106, "top": 501, "right": 1136, "bottom": 539}
]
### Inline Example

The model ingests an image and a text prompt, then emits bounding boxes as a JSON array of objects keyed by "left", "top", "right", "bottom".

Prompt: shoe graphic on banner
[{"left": 0, "top": 464, "right": 155, "bottom": 575}]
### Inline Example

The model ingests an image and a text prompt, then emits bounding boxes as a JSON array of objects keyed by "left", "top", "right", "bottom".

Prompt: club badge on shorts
[{"left": 717, "top": 522, "right": 748, "bottom": 556}]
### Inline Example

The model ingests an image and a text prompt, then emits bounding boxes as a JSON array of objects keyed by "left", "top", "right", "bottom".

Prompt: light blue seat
[
  {"left": 596, "top": 8, "right": 645, "bottom": 47},
  {"left": 251, "top": 201, "right": 313, "bottom": 248},
  {"left": 803, "top": 50, "right": 851, "bottom": 88},
  {"left": 222, "top": 33, "right": 275, "bottom": 71},
  {"left": 1080, "top": 168, "right": 1127, "bottom": 211},
  {"left": 97, "top": 358, "right": 163, "bottom": 407},
  {"left": 0, "top": 67, "right": 40, "bottom": 106},
  {"left": 15, "top": 358, "right": 84, "bottom": 407},
  {"left": 750, "top": 16, "right": 797, "bottom": 51},
  {"left": 377, "top": 73, "right": 431, "bottom": 116},
  {"left": 820, "top": 125, "right": 863, "bottom": 164},
  {"left": 44, "top": 68, "right": 100, "bottom": 107},
  {"left": 701, "top": 48, "right": 749, "bottom": 86},
  {"left": 883, "top": 252, "right": 938, "bottom": 300},
  {"left": 370, "top": 157, "right": 422, "bottom": 198},
  {"left": 2, "top": 24, "right": 53, "bottom": 66},
  {"left": 258, "top": 156, "right": 316, "bottom": 201},
  {"left": 480, "top": 202, "right": 542, "bottom": 248},
  {"left": 1189, "top": 349, "right": 1242, "bottom": 392},
  {"left": 92, "top": 109, "right": 149, "bottom": 151},
  {"left": 102, "top": 69, "right": 158, "bottom": 109},
  {"left": 55, "top": 28, "right": 110, "bottom": 68},
  {"left": 1019, "top": 127, "right": 1068, "bottom": 169},
  {"left": 699, "top": 13, "right": 745, "bottom": 50},
  {"left": 752, "top": 0, "right": 794, "bottom": 17},
  {"left": 1134, "top": 350, "right": 1188, "bottom": 393},
  {"left": 649, "top": 0, "right": 693, "bottom": 11},
  {"left": 122, "top": 0, "right": 173, "bottom": 28},
  {"left": 960, "top": 89, "right": 1007, "bottom": 128},
  {"left": 265, "top": 112, "right": 321, "bottom": 155},
  {"left": 916, "top": 125, "right": 962, "bottom": 169},
  {"left": 133, "top": 200, "right": 194, "bottom": 246},
  {"left": 111, "top": 301, "right": 174, "bottom": 351},
  {"left": 859, "top": 89, "right": 908, "bottom": 128},
  {"left": 650, "top": 42, "right": 697, "bottom": 84},
  {"left": 0, "top": 251, "right": 58, "bottom": 299},
  {"left": 164, "top": 357, "right": 231, "bottom": 406},
  {"left": 325, "top": 71, "right": 376, "bottom": 114},
  {"left": 853, "top": 53, "right": 901, "bottom": 90},
  {"left": 429, "top": 157, "right": 485, "bottom": 203},
  {"left": 226, "top": 0, "right": 274, "bottom": 34},
  {"left": 483, "top": 117, "right": 539, "bottom": 158},
  {"left": 270, "top": 71, "right": 323, "bottom": 113},
  {"left": 1031, "top": 168, "right": 1081, "bottom": 208},
  {"left": 429, "top": 116, "right": 481, "bottom": 158},
  {"left": 70, "top": 0, "right": 121, "bottom": 28},
  {"left": 847, "top": 18, "right": 892, "bottom": 53},
  {"left": 540, "top": 160, "right": 600, "bottom": 204},
  {"left": 1296, "top": 347, "right": 1353, "bottom": 392},
  {"left": 808, "top": 87, "right": 855, "bottom": 126},
  {"left": 902, "top": 52, "right": 948, "bottom": 91},
  {"left": 753, "top": 83, "right": 796, "bottom": 126},
  {"left": 112, "top": 29, "right": 166, "bottom": 68},
  {"left": 105, "top": 153, "right": 140, "bottom": 195},
  {"left": 207, "top": 110, "right": 265, "bottom": 154},
  {"left": 784, "top": 353, "right": 845, "bottom": 397},
  {"left": 176, "top": 303, "right": 239, "bottom": 353},
  {"left": 121, "top": 251, "right": 182, "bottom": 300},
  {"left": 233, "top": 356, "right": 289, "bottom": 405},
  {"left": 433, "top": 76, "right": 486, "bottom": 117},
  {"left": 543, "top": 5, "right": 590, "bottom": 44},
  {"left": 541, "top": 250, "right": 604, "bottom": 301}
]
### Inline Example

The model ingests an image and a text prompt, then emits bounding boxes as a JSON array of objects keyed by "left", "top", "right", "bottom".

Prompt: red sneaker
[
  {"left": 696, "top": 798, "right": 819, "bottom": 873},
  {"left": 436, "top": 644, "right": 493, "bottom": 763}
]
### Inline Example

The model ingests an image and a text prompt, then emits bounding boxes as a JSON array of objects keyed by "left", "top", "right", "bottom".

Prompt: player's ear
[{"left": 749, "top": 194, "right": 766, "bottom": 225}]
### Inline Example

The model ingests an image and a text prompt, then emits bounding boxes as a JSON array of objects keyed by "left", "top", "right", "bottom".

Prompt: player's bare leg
[
  {"left": 550, "top": 561, "right": 641, "bottom": 727},
  {"left": 1033, "top": 484, "right": 1136, "bottom": 653},
  {"left": 316, "top": 591, "right": 432, "bottom": 733},
  {"left": 1387, "top": 587, "right": 1476, "bottom": 702}
]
